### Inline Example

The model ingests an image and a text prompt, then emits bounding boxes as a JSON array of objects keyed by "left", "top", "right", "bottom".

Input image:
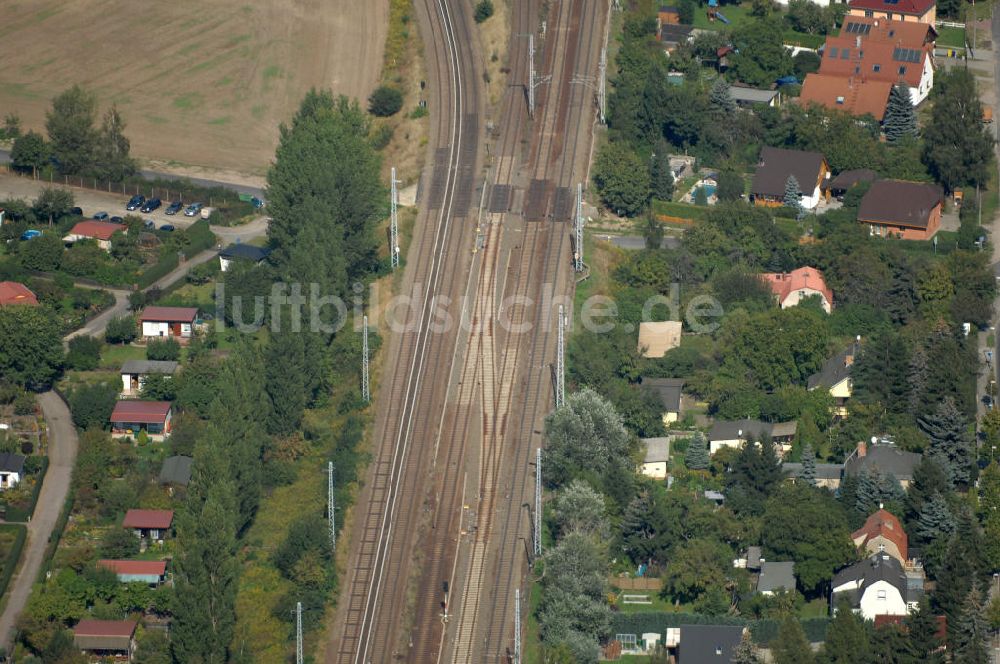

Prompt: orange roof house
[
  {"left": 63, "top": 221, "right": 126, "bottom": 251},
  {"left": 848, "top": 0, "right": 936, "bottom": 25},
  {"left": 0, "top": 281, "right": 38, "bottom": 306},
  {"left": 800, "top": 74, "right": 893, "bottom": 121},
  {"left": 852, "top": 508, "right": 909, "bottom": 563},
  {"left": 761, "top": 267, "right": 833, "bottom": 313}
]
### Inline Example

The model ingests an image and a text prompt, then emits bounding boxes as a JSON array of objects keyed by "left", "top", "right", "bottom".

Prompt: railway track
[{"left": 326, "top": 0, "right": 484, "bottom": 660}]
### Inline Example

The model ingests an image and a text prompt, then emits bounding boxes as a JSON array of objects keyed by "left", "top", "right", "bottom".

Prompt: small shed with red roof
[
  {"left": 73, "top": 619, "right": 137, "bottom": 659},
  {"left": 98, "top": 559, "right": 168, "bottom": 585},
  {"left": 0, "top": 281, "right": 38, "bottom": 306},
  {"left": 110, "top": 400, "right": 172, "bottom": 441},
  {"left": 63, "top": 220, "right": 126, "bottom": 251},
  {"left": 123, "top": 509, "right": 174, "bottom": 540},
  {"left": 139, "top": 306, "right": 198, "bottom": 340}
]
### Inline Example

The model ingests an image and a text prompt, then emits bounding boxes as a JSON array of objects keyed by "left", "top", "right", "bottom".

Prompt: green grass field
[{"left": 937, "top": 25, "right": 968, "bottom": 47}]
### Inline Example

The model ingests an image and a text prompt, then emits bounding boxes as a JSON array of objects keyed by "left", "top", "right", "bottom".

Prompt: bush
[
  {"left": 105, "top": 315, "right": 137, "bottom": 345},
  {"left": 13, "top": 392, "right": 36, "bottom": 416},
  {"left": 17, "top": 234, "right": 64, "bottom": 272},
  {"left": 474, "top": 0, "right": 495, "bottom": 22},
  {"left": 65, "top": 336, "right": 101, "bottom": 371},
  {"left": 100, "top": 528, "right": 139, "bottom": 559},
  {"left": 136, "top": 252, "right": 180, "bottom": 290},
  {"left": 68, "top": 382, "right": 118, "bottom": 430},
  {"left": 0, "top": 525, "right": 26, "bottom": 599},
  {"left": 368, "top": 86, "right": 404, "bottom": 117},
  {"left": 146, "top": 337, "right": 180, "bottom": 361}
]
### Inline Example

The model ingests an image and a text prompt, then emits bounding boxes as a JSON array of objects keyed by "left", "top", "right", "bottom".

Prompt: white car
[{"left": 184, "top": 202, "right": 204, "bottom": 217}]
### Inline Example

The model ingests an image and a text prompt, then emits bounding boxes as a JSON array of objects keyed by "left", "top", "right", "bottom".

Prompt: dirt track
[{"left": 0, "top": 0, "right": 388, "bottom": 176}]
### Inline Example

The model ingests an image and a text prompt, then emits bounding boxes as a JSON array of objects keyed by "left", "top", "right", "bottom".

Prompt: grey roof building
[
  {"left": 0, "top": 453, "right": 25, "bottom": 475},
  {"left": 678, "top": 624, "right": 745, "bottom": 663},
  {"left": 159, "top": 456, "right": 193, "bottom": 486},
  {"left": 641, "top": 378, "right": 684, "bottom": 414},
  {"left": 807, "top": 343, "right": 859, "bottom": 391},
  {"left": 832, "top": 553, "right": 924, "bottom": 617},
  {"left": 219, "top": 243, "right": 271, "bottom": 262},
  {"left": 757, "top": 561, "right": 796, "bottom": 594},
  {"left": 121, "top": 360, "right": 179, "bottom": 376},
  {"left": 746, "top": 546, "right": 762, "bottom": 571},
  {"left": 730, "top": 86, "right": 781, "bottom": 107},
  {"left": 751, "top": 146, "right": 827, "bottom": 200},
  {"left": 707, "top": 420, "right": 797, "bottom": 453},
  {"left": 844, "top": 441, "right": 922, "bottom": 483},
  {"left": 783, "top": 462, "right": 844, "bottom": 481},
  {"left": 641, "top": 437, "right": 671, "bottom": 465}
]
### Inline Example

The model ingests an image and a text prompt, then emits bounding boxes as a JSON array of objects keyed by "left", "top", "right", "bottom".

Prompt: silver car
[{"left": 184, "top": 202, "right": 203, "bottom": 217}]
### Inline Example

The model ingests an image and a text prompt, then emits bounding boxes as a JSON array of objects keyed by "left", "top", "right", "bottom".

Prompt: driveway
[{"left": 0, "top": 392, "right": 78, "bottom": 653}]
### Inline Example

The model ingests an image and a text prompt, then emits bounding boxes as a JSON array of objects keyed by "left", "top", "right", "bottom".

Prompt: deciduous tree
[
  {"left": 10, "top": 130, "right": 49, "bottom": 174},
  {"left": 45, "top": 85, "right": 99, "bottom": 176},
  {"left": 592, "top": 142, "right": 651, "bottom": 217},
  {"left": 0, "top": 305, "right": 63, "bottom": 389},
  {"left": 923, "top": 68, "right": 995, "bottom": 192},
  {"left": 93, "top": 104, "right": 136, "bottom": 183}
]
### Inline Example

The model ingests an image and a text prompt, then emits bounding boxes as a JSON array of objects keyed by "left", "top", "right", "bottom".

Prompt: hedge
[
  {"left": 0, "top": 524, "right": 27, "bottom": 600},
  {"left": 184, "top": 219, "right": 217, "bottom": 256},
  {"left": 1, "top": 456, "right": 49, "bottom": 523},
  {"left": 38, "top": 493, "right": 74, "bottom": 584},
  {"left": 609, "top": 612, "right": 830, "bottom": 644},
  {"left": 136, "top": 252, "right": 180, "bottom": 290}
]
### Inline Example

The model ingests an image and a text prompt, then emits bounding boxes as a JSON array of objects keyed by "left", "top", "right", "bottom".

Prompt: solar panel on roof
[
  {"left": 845, "top": 22, "right": 872, "bottom": 35},
  {"left": 892, "top": 47, "right": 921, "bottom": 63}
]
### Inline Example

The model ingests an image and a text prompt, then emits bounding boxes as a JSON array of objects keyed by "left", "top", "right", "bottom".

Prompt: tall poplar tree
[
  {"left": 93, "top": 104, "right": 136, "bottom": 182},
  {"left": 45, "top": 85, "right": 98, "bottom": 176}
]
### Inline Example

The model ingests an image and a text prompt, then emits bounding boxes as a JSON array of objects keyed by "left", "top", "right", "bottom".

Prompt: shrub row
[
  {"left": 2, "top": 456, "right": 49, "bottom": 523},
  {"left": 136, "top": 253, "right": 180, "bottom": 290},
  {"left": 0, "top": 524, "right": 27, "bottom": 600}
]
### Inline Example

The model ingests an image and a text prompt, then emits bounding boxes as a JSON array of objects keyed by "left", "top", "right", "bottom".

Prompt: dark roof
[
  {"left": 660, "top": 23, "right": 694, "bottom": 43},
  {"left": 708, "top": 419, "right": 771, "bottom": 441},
  {"left": 746, "top": 546, "right": 762, "bottom": 570},
  {"left": 642, "top": 437, "right": 671, "bottom": 464},
  {"left": 123, "top": 509, "right": 174, "bottom": 529},
  {"left": 138, "top": 306, "right": 198, "bottom": 323},
  {"left": 751, "top": 147, "right": 827, "bottom": 198},
  {"left": 0, "top": 453, "right": 25, "bottom": 474},
  {"left": 678, "top": 624, "right": 744, "bottom": 663},
  {"left": 110, "top": 400, "right": 171, "bottom": 424},
  {"left": 757, "top": 561, "right": 796, "bottom": 593},
  {"left": 829, "top": 169, "right": 878, "bottom": 191},
  {"left": 98, "top": 559, "right": 167, "bottom": 576},
  {"left": 807, "top": 343, "right": 858, "bottom": 390},
  {"left": 159, "top": 455, "right": 193, "bottom": 486},
  {"left": 782, "top": 462, "right": 844, "bottom": 480},
  {"left": 832, "top": 553, "right": 921, "bottom": 603},
  {"left": 641, "top": 377, "right": 684, "bottom": 412},
  {"left": 121, "top": 360, "right": 179, "bottom": 375},
  {"left": 857, "top": 180, "right": 943, "bottom": 229},
  {"left": 219, "top": 243, "right": 271, "bottom": 262},
  {"left": 848, "top": 0, "right": 935, "bottom": 16},
  {"left": 844, "top": 444, "right": 921, "bottom": 481},
  {"left": 73, "top": 618, "right": 137, "bottom": 639}
]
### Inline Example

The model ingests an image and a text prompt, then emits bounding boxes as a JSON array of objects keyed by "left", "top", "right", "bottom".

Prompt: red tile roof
[
  {"left": 0, "top": 281, "right": 38, "bottom": 306},
  {"left": 819, "top": 18, "right": 933, "bottom": 89},
  {"left": 762, "top": 267, "right": 833, "bottom": 308},
  {"left": 800, "top": 74, "right": 893, "bottom": 121},
  {"left": 874, "top": 614, "right": 946, "bottom": 640},
  {"left": 138, "top": 306, "right": 198, "bottom": 323},
  {"left": 98, "top": 559, "right": 167, "bottom": 576},
  {"left": 67, "top": 221, "right": 126, "bottom": 241},
  {"left": 73, "top": 619, "right": 138, "bottom": 638},
  {"left": 122, "top": 509, "right": 174, "bottom": 530},
  {"left": 852, "top": 508, "right": 908, "bottom": 560},
  {"left": 848, "top": 0, "right": 935, "bottom": 17},
  {"left": 110, "top": 400, "right": 172, "bottom": 424}
]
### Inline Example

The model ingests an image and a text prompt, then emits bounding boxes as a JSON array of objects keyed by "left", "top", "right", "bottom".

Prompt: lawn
[
  {"left": 937, "top": 25, "right": 968, "bottom": 48},
  {"left": 692, "top": 3, "right": 752, "bottom": 30},
  {"left": 99, "top": 343, "right": 146, "bottom": 370}
]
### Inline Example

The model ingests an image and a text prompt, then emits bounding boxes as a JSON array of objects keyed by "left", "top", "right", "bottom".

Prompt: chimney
[{"left": 857, "top": 440, "right": 868, "bottom": 458}]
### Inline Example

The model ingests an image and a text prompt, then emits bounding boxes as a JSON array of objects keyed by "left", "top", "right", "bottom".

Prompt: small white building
[
  {"left": 640, "top": 437, "right": 670, "bottom": 480},
  {"left": 121, "top": 360, "right": 179, "bottom": 396},
  {"left": 138, "top": 306, "right": 197, "bottom": 341},
  {"left": 0, "top": 453, "right": 25, "bottom": 490}
]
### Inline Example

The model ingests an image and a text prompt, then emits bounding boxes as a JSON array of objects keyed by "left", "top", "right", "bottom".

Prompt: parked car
[
  {"left": 165, "top": 201, "right": 183, "bottom": 215},
  {"left": 92, "top": 212, "right": 109, "bottom": 221},
  {"left": 126, "top": 195, "right": 145, "bottom": 211},
  {"left": 984, "top": 394, "right": 994, "bottom": 410},
  {"left": 70, "top": 207, "right": 83, "bottom": 217},
  {"left": 140, "top": 198, "right": 162, "bottom": 213},
  {"left": 160, "top": 224, "right": 176, "bottom": 232},
  {"left": 143, "top": 219, "right": 156, "bottom": 230},
  {"left": 184, "top": 202, "right": 203, "bottom": 217},
  {"left": 110, "top": 216, "right": 124, "bottom": 224},
  {"left": 20, "top": 229, "right": 41, "bottom": 241}
]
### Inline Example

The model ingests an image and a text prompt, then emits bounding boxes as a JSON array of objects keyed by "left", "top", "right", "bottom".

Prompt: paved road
[
  {"left": 0, "top": 149, "right": 264, "bottom": 200},
  {"left": 0, "top": 392, "right": 78, "bottom": 653}
]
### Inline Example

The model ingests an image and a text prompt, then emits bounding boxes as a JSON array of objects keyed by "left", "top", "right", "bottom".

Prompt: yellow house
[
  {"left": 807, "top": 343, "right": 859, "bottom": 417},
  {"left": 847, "top": 0, "right": 936, "bottom": 25},
  {"left": 640, "top": 437, "right": 671, "bottom": 480},
  {"left": 641, "top": 377, "right": 684, "bottom": 425}
]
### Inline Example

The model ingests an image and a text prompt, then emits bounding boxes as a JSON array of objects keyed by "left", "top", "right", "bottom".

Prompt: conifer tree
[
  {"left": 883, "top": 84, "right": 917, "bottom": 143},
  {"left": 772, "top": 615, "right": 814, "bottom": 664},
  {"left": 903, "top": 600, "right": 945, "bottom": 663},
  {"left": 906, "top": 458, "right": 950, "bottom": 522},
  {"left": 265, "top": 328, "right": 308, "bottom": 436},
  {"left": 916, "top": 492, "right": 955, "bottom": 544},
  {"left": 709, "top": 76, "right": 738, "bottom": 117},
  {"left": 650, "top": 138, "right": 675, "bottom": 201},
  {"left": 934, "top": 535, "right": 975, "bottom": 626},
  {"left": 685, "top": 432, "right": 710, "bottom": 471},
  {"left": 800, "top": 442, "right": 817, "bottom": 486},
  {"left": 918, "top": 397, "right": 974, "bottom": 486},
  {"left": 952, "top": 588, "right": 989, "bottom": 664},
  {"left": 822, "top": 597, "right": 871, "bottom": 664},
  {"left": 783, "top": 175, "right": 802, "bottom": 212},
  {"left": 732, "top": 630, "right": 762, "bottom": 664}
]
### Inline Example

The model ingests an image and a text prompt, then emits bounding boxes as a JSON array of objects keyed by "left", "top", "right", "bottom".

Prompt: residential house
[
  {"left": 676, "top": 624, "right": 746, "bottom": 663},
  {"left": 0, "top": 453, "right": 25, "bottom": 490},
  {"left": 73, "top": 619, "right": 138, "bottom": 662},
  {"left": 0, "top": 281, "right": 38, "bottom": 306},
  {"left": 858, "top": 179, "right": 943, "bottom": 240},
  {"left": 706, "top": 419, "right": 797, "bottom": 455},
  {"left": 827, "top": 169, "right": 879, "bottom": 197},
  {"left": 97, "top": 559, "right": 167, "bottom": 586},
  {"left": 799, "top": 74, "right": 893, "bottom": 120},
  {"left": 844, "top": 439, "right": 922, "bottom": 488},
  {"left": 110, "top": 401, "right": 172, "bottom": 441},
  {"left": 757, "top": 561, "right": 797, "bottom": 595},
  {"left": 159, "top": 455, "right": 193, "bottom": 487},
  {"left": 640, "top": 437, "right": 670, "bottom": 480},
  {"left": 139, "top": 306, "right": 198, "bottom": 340},
  {"left": 852, "top": 509, "right": 908, "bottom": 564},
  {"left": 123, "top": 509, "right": 174, "bottom": 541},
  {"left": 730, "top": 86, "right": 781, "bottom": 108},
  {"left": 120, "top": 360, "right": 179, "bottom": 397},
  {"left": 807, "top": 342, "right": 859, "bottom": 416},
  {"left": 641, "top": 378, "right": 685, "bottom": 424},
  {"left": 218, "top": 243, "right": 271, "bottom": 272},
  {"left": 832, "top": 553, "right": 924, "bottom": 620},
  {"left": 62, "top": 220, "right": 126, "bottom": 251},
  {"left": 658, "top": 5, "right": 681, "bottom": 24},
  {"left": 750, "top": 147, "right": 829, "bottom": 209},
  {"left": 659, "top": 23, "right": 694, "bottom": 51},
  {"left": 848, "top": 0, "right": 936, "bottom": 25},
  {"left": 637, "top": 321, "right": 682, "bottom": 358},
  {"left": 782, "top": 461, "right": 845, "bottom": 489},
  {"left": 762, "top": 266, "right": 833, "bottom": 313},
  {"left": 817, "top": 18, "right": 936, "bottom": 105}
]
